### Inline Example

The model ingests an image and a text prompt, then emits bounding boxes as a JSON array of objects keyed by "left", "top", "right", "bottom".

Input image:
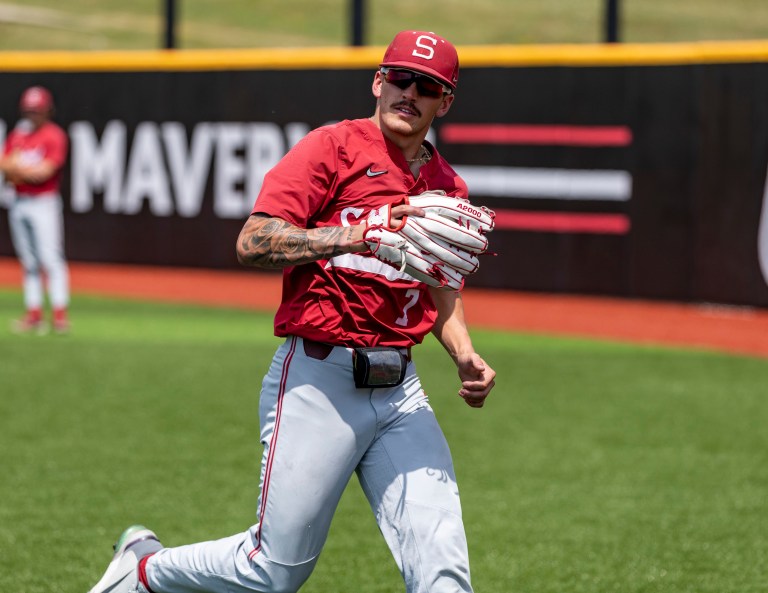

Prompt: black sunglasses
[{"left": 380, "top": 67, "right": 452, "bottom": 98}]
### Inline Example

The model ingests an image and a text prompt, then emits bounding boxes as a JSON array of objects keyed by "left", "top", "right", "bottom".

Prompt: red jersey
[
  {"left": 252, "top": 118, "right": 468, "bottom": 347},
  {"left": 2, "top": 120, "right": 68, "bottom": 196}
]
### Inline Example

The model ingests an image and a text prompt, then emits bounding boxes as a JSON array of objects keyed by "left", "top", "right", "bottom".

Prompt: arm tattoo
[{"left": 238, "top": 215, "right": 360, "bottom": 269}]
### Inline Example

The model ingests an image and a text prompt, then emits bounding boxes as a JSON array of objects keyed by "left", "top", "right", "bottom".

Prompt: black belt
[{"left": 302, "top": 338, "right": 411, "bottom": 362}]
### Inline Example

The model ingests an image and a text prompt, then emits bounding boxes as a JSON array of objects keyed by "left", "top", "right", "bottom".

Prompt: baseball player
[
  {"left": 87, "top": 30, "right": 496, "bottom": 593},
  {"left": 0, "top": 86, "right": 70, "bottom": 334}
]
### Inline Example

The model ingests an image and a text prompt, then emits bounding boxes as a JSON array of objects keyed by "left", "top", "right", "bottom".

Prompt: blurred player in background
[
  {"left": 0, "top": 86, "right": 70, "bottom": 334},
  {"left": 86, "top": 30, "right": 496, "bottom": 593}
]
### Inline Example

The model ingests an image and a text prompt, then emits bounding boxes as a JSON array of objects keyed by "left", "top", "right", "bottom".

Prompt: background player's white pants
[
  {"left": 147, "top": 336, "right": 473, "bottom": 593},
  {"left": 8, "top": 194, "right": 69, "bottom": 310}
]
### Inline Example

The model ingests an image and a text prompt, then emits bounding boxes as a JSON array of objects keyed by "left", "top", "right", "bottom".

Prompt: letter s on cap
[{"left": 412, "top": 35, "right": 437, "bottom": 60}]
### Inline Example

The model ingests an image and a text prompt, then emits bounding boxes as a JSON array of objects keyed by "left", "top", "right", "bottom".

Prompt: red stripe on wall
[
  {"left": 494, "top": 209, "right": 631, "bottom": 234},
  {"left": 440, "top": 124, "right": 633, "bottom": 146}
]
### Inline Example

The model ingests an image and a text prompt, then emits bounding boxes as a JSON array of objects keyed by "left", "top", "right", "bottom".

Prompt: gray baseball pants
[{"left": 146, "top": 336, "right": 473, "bottom": 593}]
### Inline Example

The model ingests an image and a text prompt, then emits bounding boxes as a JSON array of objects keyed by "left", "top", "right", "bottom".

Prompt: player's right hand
[{"left": 456, "top": 353, "right": 496, "bottom": 408}]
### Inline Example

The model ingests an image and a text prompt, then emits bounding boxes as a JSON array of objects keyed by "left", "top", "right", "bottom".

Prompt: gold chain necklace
[{"left": 405, "top": 145, "right": 432, "bottom": 165}]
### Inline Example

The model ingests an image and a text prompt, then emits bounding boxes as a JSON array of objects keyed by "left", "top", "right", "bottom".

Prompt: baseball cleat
[
  {"left": 87, "top": 525, "right": 163, "bottom": 593},
  {"left": 52, "top": 309, "right": 70, "bottom": 335},
  {"left": 52, "top": 319, "right": 71, "bottom": 335},
  {"left": 10, "top": 316, "right": 49, "bottom": 335}
]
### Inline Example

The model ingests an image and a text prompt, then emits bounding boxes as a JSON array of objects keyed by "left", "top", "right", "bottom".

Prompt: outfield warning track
[{"left": 0, "top": 257, "right": 766, "bottom": 359}]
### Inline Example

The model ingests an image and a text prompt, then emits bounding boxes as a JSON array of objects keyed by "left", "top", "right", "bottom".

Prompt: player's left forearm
[{"left": 428, "top": 287, "right": 476, "bottom": 363}]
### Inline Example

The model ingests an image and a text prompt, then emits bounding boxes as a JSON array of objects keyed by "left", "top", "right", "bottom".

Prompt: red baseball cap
[
  {"left": 380, "top": 30, "right": 459, "bottom": 90},
  {"left": 19, "top": 86, "right": 54, "bottom": 114}
]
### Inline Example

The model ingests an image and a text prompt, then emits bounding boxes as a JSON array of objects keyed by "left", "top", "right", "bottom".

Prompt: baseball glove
[{"left": 363, "top": 191, "right": 495, "bottom": 290}]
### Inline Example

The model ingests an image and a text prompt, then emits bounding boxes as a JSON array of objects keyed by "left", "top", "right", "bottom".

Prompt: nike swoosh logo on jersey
[{"left": 366, "top": 167, "right": 388, "bottom": 177}]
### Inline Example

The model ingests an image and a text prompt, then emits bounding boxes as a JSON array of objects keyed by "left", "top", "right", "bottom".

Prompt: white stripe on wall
[{"left": 454, "top": 166, "right": 632, "bottom": 201}]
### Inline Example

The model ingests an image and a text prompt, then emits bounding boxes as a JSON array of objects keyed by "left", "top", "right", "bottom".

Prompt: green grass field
[
  {"left": 0, "top": 0, "right": 767, "bottom": 51},
  {"left": 1, "top": 288, "right": 767, "bottom": 592}
]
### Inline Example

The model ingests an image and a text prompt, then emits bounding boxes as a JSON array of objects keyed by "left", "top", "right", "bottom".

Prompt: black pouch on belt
[{"left": 353, "top": 347, "right": 408, "bottom": 388}]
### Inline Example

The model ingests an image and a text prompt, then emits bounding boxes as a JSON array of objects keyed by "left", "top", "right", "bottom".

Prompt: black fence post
[
  {"left": 604, "top": 0, "right": 621, "bottom": 43},
  {"left": 350, "top": 0, "right": 365, "bottom": 46},
  {"left": 164, "top": 0, "right": 176, "bottom": 49}
]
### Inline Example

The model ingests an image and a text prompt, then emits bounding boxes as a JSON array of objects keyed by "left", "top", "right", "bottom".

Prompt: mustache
[{"left": 393, "top": 101, "right": 421, "bottom": 117}]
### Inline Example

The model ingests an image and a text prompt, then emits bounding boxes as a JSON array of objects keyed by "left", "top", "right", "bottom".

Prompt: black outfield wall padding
[{"left": 1, "top": 43, "right": 768, "bottom": 307}]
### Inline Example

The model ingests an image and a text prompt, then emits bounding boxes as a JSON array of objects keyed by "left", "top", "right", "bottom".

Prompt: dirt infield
[{"left": 1, "top": 256, "right": 766, "bottom": 358}]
